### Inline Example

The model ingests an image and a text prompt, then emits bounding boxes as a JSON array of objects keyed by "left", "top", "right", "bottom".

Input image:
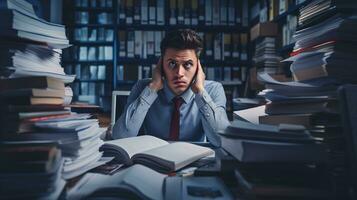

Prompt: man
[{"left": 113, "top": 29, "right": 230, "bottom": 147}]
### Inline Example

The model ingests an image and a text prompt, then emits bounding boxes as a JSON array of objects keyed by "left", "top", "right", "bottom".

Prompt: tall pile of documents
[
  {"left": 0, "top": 0, "right": 107, "bottom": 198},
  {"left": 255, "top": 0, "right": 357, "bottom": 198}
]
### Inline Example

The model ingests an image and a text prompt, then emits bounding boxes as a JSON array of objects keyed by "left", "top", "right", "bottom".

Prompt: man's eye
[
  {"left": 183, "top": 63, "right": 193, "bottom": 69},
  {"left": 168, "top": 61, "right": 176, "bottom": 68}
]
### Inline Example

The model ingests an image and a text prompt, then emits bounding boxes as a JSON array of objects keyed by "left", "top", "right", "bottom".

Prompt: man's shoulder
[
  {"left": 135, "top": 78, "right": 152, "bottom": 88},
  {"left": 204, "top": 80, "right": 223, "bottom": 91}
]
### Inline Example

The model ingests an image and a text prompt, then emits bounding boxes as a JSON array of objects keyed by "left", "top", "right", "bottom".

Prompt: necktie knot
[{"left": 173, "top": 97, "right": 184, "bottom": 110}]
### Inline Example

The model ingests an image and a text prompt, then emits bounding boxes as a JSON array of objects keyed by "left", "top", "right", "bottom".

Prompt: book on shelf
[
  {"left": 148, "top": 0, "right": 156, "bottom": 24},
  {"left": 133, "top": 0, "right": 141, "bottom": 24},
  {"left": 141, "top": 0, "right": 148, "bottom": 24},
  {"left": 125, "top": 0, "right": 133, "bottom": 24},
  {"left": 99, "top": 135, "right": 214, "bottom": 173},
  {"left": 169, "top": 0, "right": 177, "bottom": 25}
]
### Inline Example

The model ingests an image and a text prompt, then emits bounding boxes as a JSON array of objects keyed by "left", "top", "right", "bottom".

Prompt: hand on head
[
  {"left": 149, "top": 57, "right": 164, "bottom": 92},
  {"left": 191, "top": 60, "right": 205, "bottom": 94}
]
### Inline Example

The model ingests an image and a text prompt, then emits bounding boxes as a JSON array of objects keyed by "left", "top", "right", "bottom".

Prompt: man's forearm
[
  {"left": 195, "top": 89, "right": 231, "bottom": 147},
  {"left": 112, "top": 86, "right": 158, "bottom": 139}
]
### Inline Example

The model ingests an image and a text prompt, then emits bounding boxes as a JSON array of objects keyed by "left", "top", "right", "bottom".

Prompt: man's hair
[{"left": 160, "top": 29, "right": 203, "bottom": 57}]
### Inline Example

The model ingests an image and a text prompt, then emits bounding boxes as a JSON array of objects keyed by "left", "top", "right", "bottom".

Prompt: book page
[
  {"left": 134, "top": 142, "right": 214, "bottom": 172},
  {"left": 104, "top": 135, "right": 169, "bottom": 158},
  {"left": 122, "top": 164, "right": 166, "bottom": 200}
]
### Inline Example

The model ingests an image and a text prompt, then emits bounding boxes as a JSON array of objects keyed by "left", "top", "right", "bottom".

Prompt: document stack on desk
[
  {"left": 219, "top": 120, "right": 330, "bottom": 199},
  {"left": 244, "top": 0, "right": 357, "bottom": 198},
  {"left": 0, "top": 141, "right": 65, "bottom": 199},
  {"left": 0, "top": 0, "right": 107, "bottom": 198}
]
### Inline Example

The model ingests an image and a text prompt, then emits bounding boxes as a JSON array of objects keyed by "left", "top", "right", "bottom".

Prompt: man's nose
[{"left": 176, "top": 65, "right": 185, "bottom": 77}]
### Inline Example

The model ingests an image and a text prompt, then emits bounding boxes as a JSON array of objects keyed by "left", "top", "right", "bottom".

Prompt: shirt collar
[{"left": 163, "top": 80, "right": 194, "bottom": 104}]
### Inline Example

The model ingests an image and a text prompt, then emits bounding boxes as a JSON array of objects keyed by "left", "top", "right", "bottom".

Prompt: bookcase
[
  {"left": 247, "top": 0, "right": 312, "bottom": 94},
  {"left": 61, "top": 0, "right": 250, "bottom": 118}
]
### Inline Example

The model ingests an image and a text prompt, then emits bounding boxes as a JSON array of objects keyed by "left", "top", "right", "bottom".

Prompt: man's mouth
[{"left": 173, "top": 80, "right": 187, "bottom": 87}]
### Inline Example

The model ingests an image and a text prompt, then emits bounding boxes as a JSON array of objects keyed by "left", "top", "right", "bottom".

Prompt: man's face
[{"left": 162, "top": 48, "right": 198, "bottom": 96}]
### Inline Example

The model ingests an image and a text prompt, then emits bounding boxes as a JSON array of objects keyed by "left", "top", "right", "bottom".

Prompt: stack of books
[
  {"left": 218, "top": 120, "right": 330, "bottom": 199},
  {"left": 0, "top": 141, "right": 65, "bottom": 199},
  {"left": 0, "top": 0, "right": 109, "bottom": 198},
  {"left": 253, "top": 37, "right": 282, "bottom": 74},
  {"left": 254, "top": 0, "right": 357, "bottom": 197},
  {"left": 290, "top": 0, "right": 357, "bottom": 83}
]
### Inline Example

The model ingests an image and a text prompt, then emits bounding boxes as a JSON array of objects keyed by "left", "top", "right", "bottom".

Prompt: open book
[{"left": 99, "top": 135, "right": 214, "bottom": 173}]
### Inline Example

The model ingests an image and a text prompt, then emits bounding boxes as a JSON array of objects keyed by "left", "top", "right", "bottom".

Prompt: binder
[
  {"left": 198, "top": 0, "right": 205, "bottom": 25},
  {"left": 212, "top": 0, "right": 220, "bottom": 25},
  {"left": 157, "top": 0, "right": 164, "bottom": 25},
  {"left": 191, "top": 0, "right": 198, "bottom": 25},
  {"left": 169, "top": 0, "right": 177, "bottom": 25},
  {"left": 177, "top": 0, "right": 184, "bottom": 24},
  {"left": 133, "top": 0, "right": 141, "bottom": 24},
  {"left": 220, "top": 0, "right": 228, "bottom": 25},
  {"left": 184, "top": 0, "right": 191, "bottom": 25},
  {"left": 134, "top": 31, "right": 142, "bottom": 58},
  {"left": 148, "top": 0, "right": 156, "bottom": 25},
  {"left": 127, "top": 31, "right": 135, "bottom": 58},
  {"left": 223, "top": 33, "right": 231, "bottom": 60},
  {"left": 118, "top": 31, "right": 126, "bottom": 58},
  {"left": 205, "top": 0, "right": 212, "bottom": 25},
  {"left": 228, "top": 0, "right": 235, "bottom": 26},
  {"left": 118, "top": 0, "right": 126, "bottom": 23},
  {"left": 147, "top": 31, "right": 155, "bottom": 58},
  {"left": 213, "top": 33, "right": 222, "bottom": 60},
  {"left": 154, "top": 31, "right": 162, "bottom": 57},
  {"left": 126, "top": 0, "right": 133, "bottom": 24},
  {"left": 141, "top": 0, "right": 148, "bottom": 24}
]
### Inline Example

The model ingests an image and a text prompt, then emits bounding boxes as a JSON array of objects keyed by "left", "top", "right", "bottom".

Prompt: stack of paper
[
  {"left": 34, "top": 113, "right": 107, "bottom": 179},
  {"left": 0, "top": 0, "right": 109, "bottom": 198}
]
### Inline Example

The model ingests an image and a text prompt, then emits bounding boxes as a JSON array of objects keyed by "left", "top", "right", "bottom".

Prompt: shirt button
[
  {"left": 204, "top": 106, "right": 208, "bottom": 110},
  {"left": 205, "top": 113, "right": 210, "bottom": 117}
]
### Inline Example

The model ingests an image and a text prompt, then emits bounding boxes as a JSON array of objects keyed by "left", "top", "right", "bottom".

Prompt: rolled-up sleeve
[
  {"left": 195, "top": 83, "right": 230, "bottom": 147},
  {"left": 112, "top": 81, "right": 158, "bottom": 139}
]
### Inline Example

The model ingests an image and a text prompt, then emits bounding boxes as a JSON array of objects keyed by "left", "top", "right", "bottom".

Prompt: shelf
[
  {"left": 74, "top": 7, "right": 114, "bottom": 12},
  {"left": 117, "top": 24, "right": 248, "bottom": 32},
  {"left": 201, "top": 60, "right": 251, "bottom": 66},
  {"left": 70, "top": 24, "right": 114, "bottom": 28},
  {"left": 116, "top": 58, "right": 251, "bottom": 67},
  {"left": 115, "top": 80, "right": 137, "bottom": 85},
  {"left": 63, "top": 60, "right": 113, "bottom": 64},
  {"left": 117, "top": 58, "right": 158, "bottom": 65},
  {"left": 71, "top": 41, "right": 113, "bottom": 45}
]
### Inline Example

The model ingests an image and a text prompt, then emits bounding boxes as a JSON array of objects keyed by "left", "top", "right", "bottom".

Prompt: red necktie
[{"left": 169, "top": 97, "right": 184, "bottom": 141}]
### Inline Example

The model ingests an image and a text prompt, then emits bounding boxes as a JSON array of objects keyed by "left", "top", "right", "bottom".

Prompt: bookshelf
[
  {"left": 246, "top": 0, "right": 313, "bottom": 94},
  {"left": 62, "top": 0, "right": 250, "bottom": 118}
]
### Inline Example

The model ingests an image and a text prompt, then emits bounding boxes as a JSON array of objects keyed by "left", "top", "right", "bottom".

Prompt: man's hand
[
  {"left": 191, "top": 60, "right": 205, "bottom": 94},
  {"left": 149, "top": 57, "right": 164, "bottom": 92}
]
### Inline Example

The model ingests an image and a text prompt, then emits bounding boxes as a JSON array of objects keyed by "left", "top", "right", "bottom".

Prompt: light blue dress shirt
[{"left": 112, "top": 79, "right": 230, "bottom": 147}]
